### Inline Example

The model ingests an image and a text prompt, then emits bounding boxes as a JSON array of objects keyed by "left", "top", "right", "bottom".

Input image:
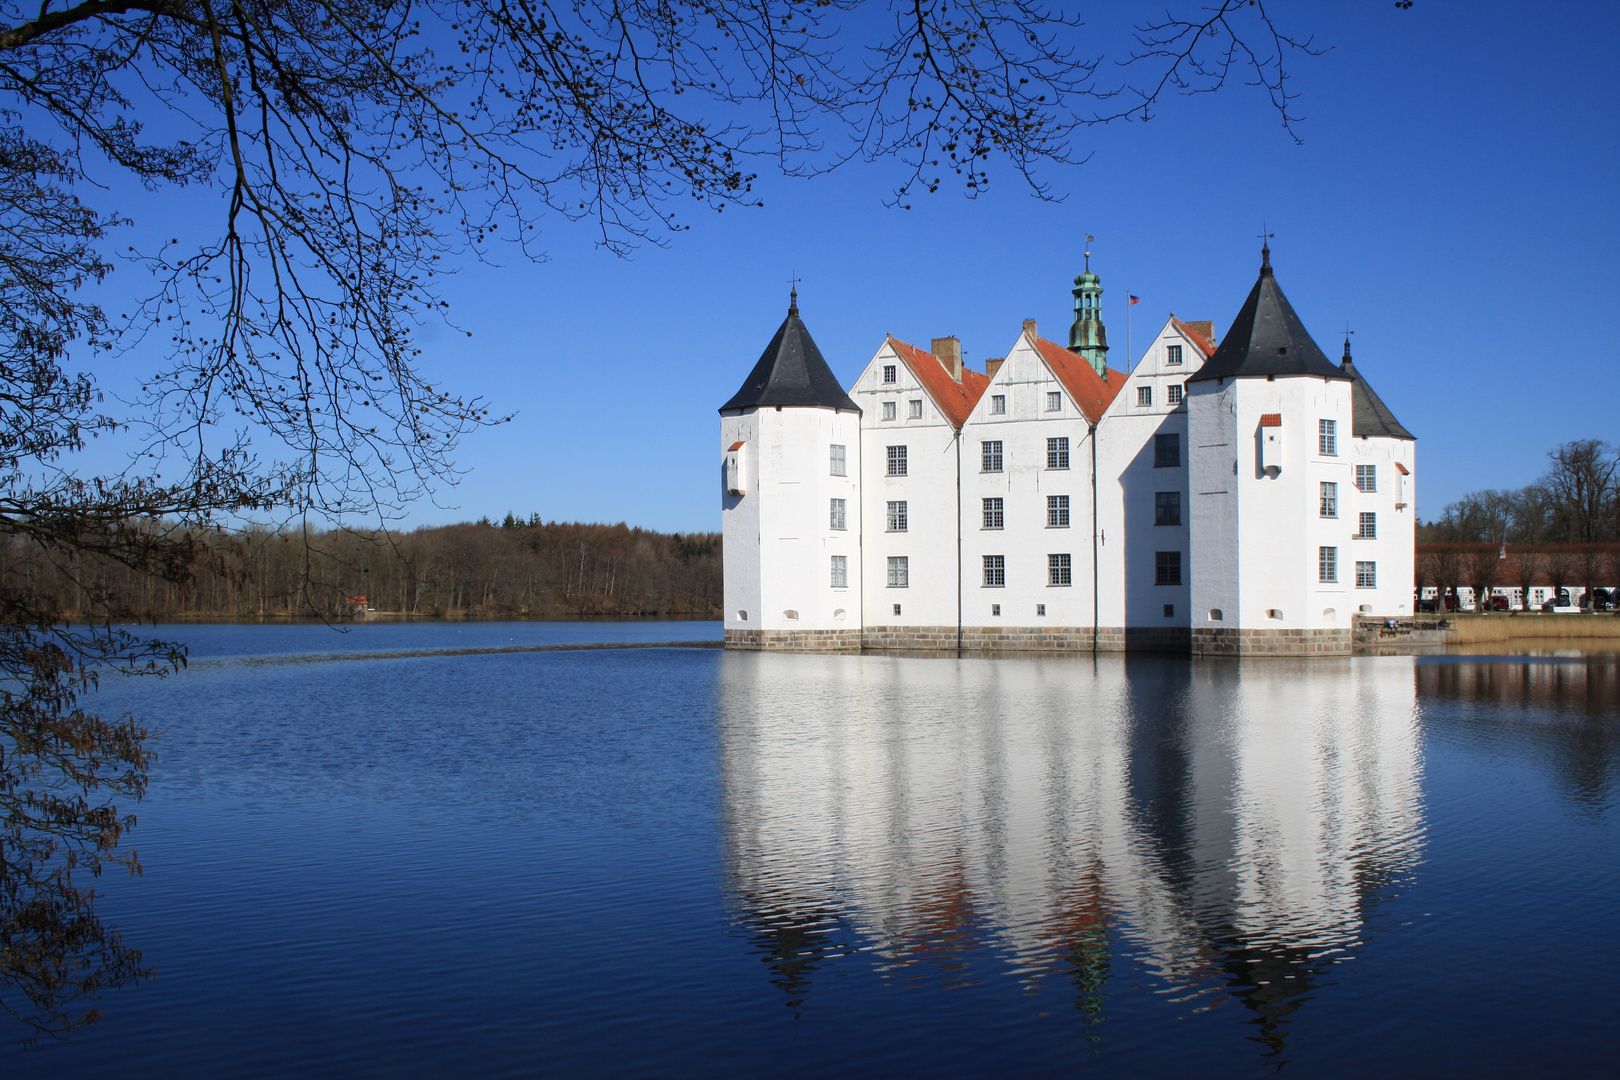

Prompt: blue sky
[{"left": 91, "top": 2, "right": 1620, "bottom": 532}]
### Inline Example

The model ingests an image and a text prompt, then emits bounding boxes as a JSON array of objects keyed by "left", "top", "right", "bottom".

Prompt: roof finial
[
  {"left": 1084, "top": 233, "right": 1094, "bottom": 273},
  {"left": 1342, "top": 326, "right": 1354, "bottom": 361},
  {"left": 787, "top": 272, "right": 801, "bottom": 316},
  {"left": 1257, "top": 226, "right": 1274, "bottom": 274}
]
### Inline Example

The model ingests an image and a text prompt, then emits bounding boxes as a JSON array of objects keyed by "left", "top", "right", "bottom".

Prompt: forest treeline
[
  {"left": 5, "top": 517, "right": 723, "bottom": 620},
  {"left": 1419, "top": 438, "right": 1618, "bottom": 544}
]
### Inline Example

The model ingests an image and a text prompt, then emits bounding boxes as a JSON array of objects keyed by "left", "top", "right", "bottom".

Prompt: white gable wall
[{"left": 1346, "top": 435, "right": 1416, "bottom": 616}]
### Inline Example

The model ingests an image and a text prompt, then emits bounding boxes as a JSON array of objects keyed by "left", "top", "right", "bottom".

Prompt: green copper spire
[{"left": 1069, "top": 244, "right": 1109, "bottom": 378}]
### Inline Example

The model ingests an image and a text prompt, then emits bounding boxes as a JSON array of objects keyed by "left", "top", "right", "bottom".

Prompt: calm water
[{"left": 9, "top": 624, "right": 1618, "bottom": 1077}]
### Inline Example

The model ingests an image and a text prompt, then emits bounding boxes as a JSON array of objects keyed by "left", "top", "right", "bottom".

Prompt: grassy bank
[{"left": 1446, "top": 613, "right": 1620, "bottom": 643}]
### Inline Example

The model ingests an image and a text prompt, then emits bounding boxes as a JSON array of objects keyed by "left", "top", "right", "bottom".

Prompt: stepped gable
[
  {"left": 1340, "top": 340, "right": 1414, "bottom": 440},
  {"left": 719, "top": 290, "right": 860, "bottom": 413},
  {"left": 1188, "top": 246, "right": 1346, "bottom": 383},
  {"left": 887, "top": 336, "right": 989, "bottom": 429},
  {"left": 1032, "top": 335, "right": 1125, "bottom": 423},
  {"left": 1172, "top": 317, "right": 1217, "bottom": 358}
]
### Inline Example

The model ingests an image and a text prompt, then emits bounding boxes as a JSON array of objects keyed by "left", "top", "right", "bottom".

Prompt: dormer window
[
  {"left": 882, "top": 364, "right": 896, "bottom": 384},
  {"left": 1166, "top": 344, "right": 1183, "bottom": 365}
]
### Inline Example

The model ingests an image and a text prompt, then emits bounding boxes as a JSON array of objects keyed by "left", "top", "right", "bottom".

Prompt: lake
[{"left": 9, "top": 623, "right": 1618, "bottom": 1077}]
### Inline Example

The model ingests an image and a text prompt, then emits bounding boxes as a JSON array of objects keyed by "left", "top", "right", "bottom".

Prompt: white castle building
[{"left": 719, "top": 245, "right": 1415, "bottom": 655}]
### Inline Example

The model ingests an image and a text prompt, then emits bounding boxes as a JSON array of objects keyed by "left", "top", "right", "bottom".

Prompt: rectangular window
[
  {"left": 1358, "top": 512, "right": 1376, "bottom": 539},
  {"left": 991, "top": 394, "right": 1006, "bottom": 414},
  {"left": 882, "top": 364, "right": 896, "bottom": 384},
  {"left": 992, "top": 604, "right": 1001, "bottom": 616},
  {"left": 1163, "top": 603, "right": 1175, "bottom": 617},
  {"left": 893, "top": 603, "right": 902, "bottom": 616},
  {"left": 908, "top": 399, "right": 923, "bottom": 419},
  {"left": 1155, "top": 551, "right": 1182, "bottom": 585},
  {"left": 981, "top": 440, "right": 1003, "bottom": 472},
  {"left": 1356, "top": 560, "right": 1376, "bottom": 588},
  {"left": 1047, "top": 437, "right": 1070, "bottom": 470},
  {"left": 830, "top": 555, "right": 847, "bottom": 588},
  {"left": 1047, "top": 391, "right": 1062, "bottom": 412},
  {"left": 1167, "top": 384, "right": 1184, "bottom": 406},
  {"left": 1036, "top": 604, "right": 1046, "bottom": 616},
  {"left": 983, "top": 555, "right": 1005, "bottom": 588},
  {"left": 829, "top": 444, "right": 846, "bottom": 476},
  {"left": 1048, "top": 554, "right": 1072, "bottom": 586},
  {"left": 829, "top": 498, "right": 846, "bottom": 531},
  {"left": 1320, "top": 546, "right": 1338, "bottom": 583},
  {"left": 1320, "top": 481, "right": 1338, "bottom": 518},
  {"left": 1356, "top": 464, "right": 1377, "bottom": 492},
  {"left": 1155, "top": 433, "right": 1181, "bottom": 468},
  {"left": 886, "top": 501, "right": 908, "bottom": 532},
  {"left": 1166, "top": 344, "right": 1183, "bottom": 365},
  {"left": 1137, "top": 385, "right": 1153, "bottom": 407},
  {"left": 1047, "top": 495, "right": 1070, "bottom": 528},
  {"left": 881, "top": 401, "right": 896, "bottom": 421},
  {"left": 887, "top": 556, "right": 909, "bottom": 588},
  {"left": 982, "top": 497, "right": 1004, "bottom": 529},
  {"left": 1319, "top": 419, "right": 1337, "bottom": 456},
  {"left": 1155, "top": 491, "right": 1181, "bottom": 526},
  {"left": 887, "top": 445, "right": 907, "bottom": 476}
]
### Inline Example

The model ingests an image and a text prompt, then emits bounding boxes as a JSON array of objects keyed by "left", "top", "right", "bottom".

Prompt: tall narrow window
[
  {"left": 1155, "top": 433, "right": 1181, "bottom": 468},
  {"left": 1047, "top": 495, "right": 1070, "bottom": 528},
  {"left": 1047, "top": 391, "right": 1062, "bottom": 412},
  {"left": 982, "top": 555, "right": 1005, "bottom": 587},
  {"left": 830, "top": 555, "right": 848, "bottom": 588},
  {"left": 1155, "top": 551, "right": 1182, "bottom": 585},
  {"left": 982, "top": 497, "right": 1004, "bottom": 529},
  {"left": 1137, "top": 386, "right": 1153, "bottom": 407},
  {"left": 1319, "top": 419, "right": 1338, "bottom": 456},
  {"left": 886, "top": 501, "right": 908, "bottom": 532},
  {"left": 887, "top": 556, "right": 909, "bottom": 587},
  {"left": 1167, "top": 384, "right": 1184, "bottom": 406},
  {"left": 882, "top": 364, "right": 896, "bottom": 384},
  {"left": 1358, "top": 512, "right": 1377, "bottom": 539},
  {"left": 981, "top": 441, "right": 1003, "bottom": 472},
  {"left": 1320, "top": 481, "right": 1338, "bottom": 518},
  {"left": 1155, "top": 491, "right": 1181, "bottom": 525},
  {"left": 1048, "top": 554, "right": 1072, "bottom": 586},
  {"left": 829, "top": 444, "right": 846, "bottom": 476},
  {"left": 1356, "top": 560, "right": 1376, "bottom": 588},
  {"left": 1320, "top": 546, "right": 1338, "bottom": 583},
  {"left": 1047, "top": 437, "right": 1069, "bottom": 470},
  {"left": 887, "top": 445, "right": 907, "bottom": 476},
  {"left": 829, "top": 498, "right": 846, "bottom": 530},
  {"left": 991, "top": 394, "right": 1006, "bottom": 415},
  {"left": 908, "top": 399, "right": 923, "bottom": 419},
  {"left": 1165, "top": 344, "right": 1183, "bottom": 365},
  {"left": 1356, "top": 464, "right": 1377, "bottom": 492}
]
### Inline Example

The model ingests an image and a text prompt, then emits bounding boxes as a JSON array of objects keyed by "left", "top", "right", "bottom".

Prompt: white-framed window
[
  {"left": 886, "top": 500, "right": 908, "bottom": 532},
  {"left": 1046, "top": 391, "right": 1062, "bottom": 412},
  {"left": 1319, "top": 419, "right": 1337, "bottom": 456},
  {"left": 982, "top": 497, "right": 1004, "bottom": 529},
  {"left": 1320, "top": 546, "right": 1338, "bottom": 583},
  {"left": 1048, "top": 553, "right": 1072, "bottom": 586},
  {"left": 1166, "top": 344, "right": 1183, "bottom": 365},
  {"left": 1155, "top": 551, "right": 1181, "bottom": 585},
  {"left": 829, "top": 498, "right": 846, "bottom": 530},
  {"left": 991, "top": 604, "right": 1001, "bottom": 617},
  {"left": 1167, "top": 384, "right": 1184, "bottom": 406},
  {"left": 991, "top": 394, "right": 1006, "bottom": 414},
  {"left": 881, "top": 401, "right": 896, "bottom": 421},
  {"left": 1356, "top": 464, "right": 1376, "bottom": 492},
  {"left": 1155, "top": 433, "right": 1180, "bottom": 467},
  {"left": 1047, "top": 437, "right": 1069, "bottom": 470},
  {"left": 1356, "top": 560, "right": 1376, "bottom": 588},
  {"left": 1036, "top": 603, "right": 1046, "bottom": 616},
  {"left": 1047, "top": 495, "right": 1069, "bottom": 528},
  {"left": 1358, "top": 512, "right": 1376, "bottom": 539},
  {"left": 908, "top": 399, "right": 923, "bottom": 419},
  {"left": 830, "top": 555, "right": 848, "bottom": 588},
  {"left": 887, "top": 556, "right": 909, "bottom": 587},
  {"left": 981, "top": 440, "right": 1003, "bottom": 472},
  {"left": 829, "top": 444, "right": 846, "bottom": 476},
  {"left": 1137, "top": 385, "right": 1153, "bottom": 407},
  {"left": 1155, "top": 491, "right": 1181, "bottom": 525},
  {"left": 882, "top": 364, "right": 896, "bottom": 384},
  {"left": 983, "top": 555, "right": 1005, "bottom": 588},
  {"left": 887, "top": 445, "right": 907, "bottom": 476},
  {"left": 1320, "top": 481, "right": 1338, "bottom": 518}
]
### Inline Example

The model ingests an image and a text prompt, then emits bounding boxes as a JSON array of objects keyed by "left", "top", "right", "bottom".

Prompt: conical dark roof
[
  {"left": 719, "top": 293, "right": 860, "bottom": 413},
  {"left": 1340, "top": 348, "right": 1414, "bottom": 440},
  {"left": 1188, "top": 249, "right": 1347, "bottom": 383}
]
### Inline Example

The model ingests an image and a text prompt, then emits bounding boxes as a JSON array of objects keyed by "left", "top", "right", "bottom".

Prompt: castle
[{"left": 719, "top": 246, "right": 1415, "bottom": 655}]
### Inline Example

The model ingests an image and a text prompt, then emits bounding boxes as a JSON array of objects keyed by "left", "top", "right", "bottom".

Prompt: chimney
[
  {"left": 984, "top": 358, "right": 1004, "bottom": 379},
  {"left": 1184, "top": 320, "right": 1215, "bottom": 347},
  {"left": 931, "top": 336, "right": 963, "bottom": 382},
  {"left": 1022, "top": 319, "right": 1038, "bottom": 339}
]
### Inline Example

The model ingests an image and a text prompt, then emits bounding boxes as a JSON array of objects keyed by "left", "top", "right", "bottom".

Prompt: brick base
[
  {"left": 724, "top": 627, "right": 864, "bottom": 651},
  {"left": 1190, "top": 626, "right": 1353, "bottom": 656}
]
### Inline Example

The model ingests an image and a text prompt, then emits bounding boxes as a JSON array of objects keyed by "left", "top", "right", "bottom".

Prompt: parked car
[
  {"left": 1417, "top": 598, "right": 1438, "bottom": 614},
  {"left": 1588, "top": 588, "right": 1614, "bottom": 612},
  {"left": 1487, "top": 595, "right": 1512, "bottom": 612},
  {"left": 1542, "top": 593, "right": 1582, "bottom": 613}
]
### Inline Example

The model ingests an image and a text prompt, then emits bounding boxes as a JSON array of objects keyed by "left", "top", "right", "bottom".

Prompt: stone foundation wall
[
  {"left": 1190, "top": 626, "right": 1353, "bottom": 656},
  {"left": 724, "top": 627, "right": 863, "bottom": 651}
]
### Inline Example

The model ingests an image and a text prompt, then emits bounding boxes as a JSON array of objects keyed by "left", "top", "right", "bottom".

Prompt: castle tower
[
  {"left": 719, "top": 290, "right": 864, "bottom": 649},
  {"left": 1069, "top": 248, "right": 1109, "bottom": 377}
]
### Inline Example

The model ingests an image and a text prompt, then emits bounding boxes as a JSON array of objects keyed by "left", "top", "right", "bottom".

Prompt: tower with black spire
[
  {"left": 1068, "top": 246, "right": 1109, "bottom": 378},
  {"left": 719, "top": 289, "right": 863, "bottom": 648}
]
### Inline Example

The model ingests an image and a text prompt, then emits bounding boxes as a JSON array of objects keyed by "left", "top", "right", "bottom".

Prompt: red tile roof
[
  {"left": 1172, "top": 318, "right": 1217, "bottom": 358},
  {"left": 887, "top": 336, "right": 989, "bottom": 429},
  {"left": 1031, "top": 336, "right": 1126, "bottom": 423}
]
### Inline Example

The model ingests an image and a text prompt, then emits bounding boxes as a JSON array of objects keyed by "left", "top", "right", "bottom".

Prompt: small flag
[{"left": 1128, "top": 294, "right": 1142, "bottom": 305}]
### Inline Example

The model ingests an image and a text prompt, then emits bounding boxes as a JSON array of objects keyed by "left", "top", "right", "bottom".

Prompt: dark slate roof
[
  {"left": 1340, "top": 350, "right": 1414, "bottom": 440},
  {"left": 1187, "top": 249, "right": 1348, "bottom": 383},
  {"left": 719, "top": 293, "right": 860, "bottom": 413}
]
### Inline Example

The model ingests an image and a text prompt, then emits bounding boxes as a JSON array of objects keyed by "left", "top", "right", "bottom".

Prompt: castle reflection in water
[{"left": 718, "top": 652, "right": 1429, "bottom": 1049}]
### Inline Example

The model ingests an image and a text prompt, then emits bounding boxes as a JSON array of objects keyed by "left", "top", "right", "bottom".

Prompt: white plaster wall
[
  {"left": 720, "top": 410, "right": 761, "bottom": 628},
  {"left": 1346, "top": 435, "right": 1416, "bottom": 616},
  {"left": 1188, "top": 380, "right": 1240, "bottom": 628}
]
